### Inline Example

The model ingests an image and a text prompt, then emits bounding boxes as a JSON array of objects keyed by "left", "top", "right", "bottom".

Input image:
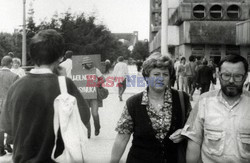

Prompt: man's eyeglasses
[{"left": 220, "top": 73, "right": 245, "bottom": 82}]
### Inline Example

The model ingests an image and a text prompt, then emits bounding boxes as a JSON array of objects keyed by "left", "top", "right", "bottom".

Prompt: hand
[{"left": 169, "top": 129, "right": 184, "bottom": 143}]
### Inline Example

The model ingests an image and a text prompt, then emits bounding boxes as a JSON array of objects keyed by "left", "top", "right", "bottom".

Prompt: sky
[{"left": 0, "top": 0, "right": 149, "bottom": 40}]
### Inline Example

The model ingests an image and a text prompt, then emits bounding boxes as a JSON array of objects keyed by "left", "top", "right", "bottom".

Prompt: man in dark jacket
[{"left": 196, "top": 59, "right": 216, "bottom": 94}]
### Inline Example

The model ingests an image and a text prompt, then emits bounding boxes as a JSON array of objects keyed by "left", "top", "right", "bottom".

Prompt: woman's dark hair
[
  {"left": 29, "top": 29, "right": 65, "bottom": 66},
  {"left": 180, "top": 57, "right": 186, "bottom": 62},
  {"left": 65, "top": 50, "right": 73, "bottom": 59},
  {"left": 142, "top": 53, "right": 174, "bottom": 79},
  {"left": 218, "top": 54, "right": 249, "bottom": 74},
  {"left": 189, "top": 55, "right": 196, "bottom": 62}
]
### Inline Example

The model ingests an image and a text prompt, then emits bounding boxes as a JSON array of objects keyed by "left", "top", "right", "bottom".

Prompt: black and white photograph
[{"left": 0, "top": 0, "right": 250, "bottom": 163}]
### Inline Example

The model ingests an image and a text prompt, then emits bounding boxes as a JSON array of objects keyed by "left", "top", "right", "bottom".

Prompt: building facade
[{"left": 150, "top": 0, "right": 250, "bottom": 65}]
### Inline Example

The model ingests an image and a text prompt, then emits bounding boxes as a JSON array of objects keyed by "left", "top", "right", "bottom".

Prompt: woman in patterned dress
[{"left": 110, "top": 53, "right": 191, "bottom": 163}]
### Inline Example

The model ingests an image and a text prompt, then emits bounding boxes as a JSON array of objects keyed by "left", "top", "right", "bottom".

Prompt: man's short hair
[
  {"left": 218, "top": 54, "right": 249, "bottom": 74},
  {"left": 117, "top": 56, "right": 124, "bottom": 62},
  {"left": 1, "top": 56, "right": 13, "bottom": 67},
  {"left": 29, "top": 29, "right": 65, "bottom": 66},
  {"left": 202, "top": 59, "right": 208, "bottom": 65},
  {"left": 12, "top": 58, "right": 22, "bottom": 66},
  {"left": 189, "top": 55, "right": 196, "bottom": 62},
  {"left": 7, "top": 52, "right": 14, "bottom": 58},
  {"left": 65, "top": 50, "right": 73, "bottom": 59}
]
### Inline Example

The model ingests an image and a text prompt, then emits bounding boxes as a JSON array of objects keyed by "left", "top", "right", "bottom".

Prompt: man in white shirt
[
  {"left": 182, "top": 54, "right": 250, "bottom": 163},
  {"left": 113, "top": 56, "right": 129, "bottom": 101},
  {"left": 60, "top": 50, "right": 73, "bottom": 78}
]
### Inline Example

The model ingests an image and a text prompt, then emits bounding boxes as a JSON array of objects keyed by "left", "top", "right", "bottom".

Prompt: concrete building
[
  {"left": 149, "top": 0, "right": 250, "bottom": 65},
  {"left": 236, "top": 19, "right": 250, "bottom": 68}
]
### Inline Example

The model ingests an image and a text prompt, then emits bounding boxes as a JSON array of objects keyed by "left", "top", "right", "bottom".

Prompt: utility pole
[
  {"left": 161, "top": 0, "right": 169, "bottom": 57},
  {"left": 22, "top": 0, "right": 27, "bottom": 66}
]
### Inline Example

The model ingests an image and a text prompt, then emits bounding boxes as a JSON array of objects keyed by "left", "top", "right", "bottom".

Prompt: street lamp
[
  {"left": 22, "top": 0, "right": 27, "bottom": 66},
  {"left": 161, "top": 0, "right": 169, "bottom": 57}
]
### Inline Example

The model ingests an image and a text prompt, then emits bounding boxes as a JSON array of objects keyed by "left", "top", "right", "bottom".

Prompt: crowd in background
[{"left": 0, "top": 29, "right": 250, "bottom": 163}]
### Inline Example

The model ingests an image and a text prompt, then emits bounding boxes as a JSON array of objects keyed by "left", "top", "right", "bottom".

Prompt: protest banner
[{"left": 72, "top": 54, "right": 101, "bottom": 99}]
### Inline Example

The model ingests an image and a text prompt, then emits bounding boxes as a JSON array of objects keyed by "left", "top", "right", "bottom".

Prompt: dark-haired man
[
  {"left": 184, "top": 55, "right": 197, "bottom": 100},
  {"left": 182, "top": 54, "right": 250, "bottom": 163},
  {"left": 196, "top": 59, "right": 216, "bottom": 94},
  {"left": 60, "top": 50, "right": 73, "bottom": 78},
  {"left": 0, "top": 29, "right": 90, "bottom": 162}
]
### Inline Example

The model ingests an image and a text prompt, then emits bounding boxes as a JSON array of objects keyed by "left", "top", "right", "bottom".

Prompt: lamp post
[
  {"left": 22, "top": 0, "right": 27, "bottom": 66},
  {"left": 161, "top": 0, "right": 169, "bottom": 57}
]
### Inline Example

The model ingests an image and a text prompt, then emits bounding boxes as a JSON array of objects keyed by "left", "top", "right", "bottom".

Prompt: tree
[
  {"left": 0, "top": 9, "right": 131, "bottom": 64},
  {"left": 131, "top": 41, "right": 149, "bottom": 60}
]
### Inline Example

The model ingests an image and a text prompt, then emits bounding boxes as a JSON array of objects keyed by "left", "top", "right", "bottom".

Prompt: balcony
[
  {"left": 151, "top": 24, "right": 161, "bottom": 33},
  {"left": 151, "top": 6, "right": 161, "bottom": 13},
  {"left": 236, "top": 20, "right": 250, "bottom": 45}
]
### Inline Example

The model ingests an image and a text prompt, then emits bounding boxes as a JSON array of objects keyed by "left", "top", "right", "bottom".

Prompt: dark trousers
[
  {"left": 0, "top": 131, "right": 12, "bottom": 150},
  {"left": 118, "top": 79, "right": 127, "bottom": 97},
  {"left": 200, "top": 84, "right": 210, "bottom": 94}
]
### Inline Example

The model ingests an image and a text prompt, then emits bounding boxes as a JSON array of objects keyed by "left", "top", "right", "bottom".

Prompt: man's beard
[{"left": 221, "top": 83, "right": 243, "bottom": 97}]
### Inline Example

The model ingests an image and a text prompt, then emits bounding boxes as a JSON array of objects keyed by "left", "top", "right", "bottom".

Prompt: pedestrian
[
  {"left": 112, "top": 56, "right": 129, "bottom": 101},
  {"left": 59, "top": 50, "right": 73, "bottom": 78},
  {"left": 7, "top": 52, "right": 14, "bottom": 58},
  {"left": 208, "top": 59, "right": 217, "bottom": 84},
  {"left": 135, "top": 59, "right": 143, "bottom": 72},
  {"left": 0, "top": 56, "right": 19, "bottom": 156},
  {"left": 81, "top": 56, "right": 106, "bottom": 138},
  {"left": 174, "top": 57, "right": 181, "bottom": 89},
  {"left": 196, "top": 59, "right": 216, "bottom": 94},
  {"left": 104, "top": 59, "right": 111, "bottom": 74},
  {"left": 244, "top": 71, "right": 250, "bottom": 91},
  {"left": 182, "top": 54, "right": 250, "bottom": 163},
  {"left": 11, "top": 57, "right": 26, "bottom": 78},
  {"left": 177, "top": 57, "right": 186, "bottom": 91},
  {"left": 111, "top": 53, "right": 191, "bottom": 163},
  {"left": 0, "top": 29, "right": 90, "bottom": 162},
  {"left": 184, "top": 55, "right": 197, "bottom": 100}
]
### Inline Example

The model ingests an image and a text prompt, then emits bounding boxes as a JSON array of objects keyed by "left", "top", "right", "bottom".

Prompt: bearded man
[{"left": 182, "top": 54, "right": 250, "bottom": 163}]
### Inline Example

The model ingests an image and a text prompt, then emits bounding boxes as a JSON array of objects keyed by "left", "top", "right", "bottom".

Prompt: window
[
  {"left": 227, "top": 5, "right": 240, "bottom": 19},
  {"left": 210, "top": 5, "right": 223, "bottom": 19},
  {"left": 193, "top": 5, "right": 206, "bottom": 19},
  {"left": 192, "top": 45, "right": 205, "bottom": 56}
]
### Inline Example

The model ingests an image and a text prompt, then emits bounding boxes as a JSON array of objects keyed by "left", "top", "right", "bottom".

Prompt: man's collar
[
  {"left": 217, "top": 89, "right": 243, "bottom": 108},
  {"left": 1, "top": 67, "right": 11, "bottom": 70},
  {"left": 141, "top": 87, "right": 172, "bottom": 105},
  {"left": 30, "top": 68, "right": 53, "bottom": 74}
]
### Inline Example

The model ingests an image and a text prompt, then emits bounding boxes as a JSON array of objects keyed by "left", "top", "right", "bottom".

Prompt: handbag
[
  {"left": 51, "top": 76, "right": 86, "bottom": 163},
  {"left": 96, "top": 86, "right": 109, "bottom": 100}
]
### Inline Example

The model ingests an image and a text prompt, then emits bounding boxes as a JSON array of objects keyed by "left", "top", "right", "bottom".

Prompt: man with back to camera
[
  {"left": 0, "top": 56, "right": 19, "bottom": 156},
  {"left": 0, "top": 29, "right": 90, "bottom": 162},
  {"left": 60, "top": 50, "right": 73, "bottom": 78},
  {"left": 182, "top": 54, "right": 250, "bottom": 163}
]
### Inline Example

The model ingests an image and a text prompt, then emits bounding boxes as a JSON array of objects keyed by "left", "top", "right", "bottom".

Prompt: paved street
[{"left": 0, "top": 65, "right": 220, "bottom": 163}]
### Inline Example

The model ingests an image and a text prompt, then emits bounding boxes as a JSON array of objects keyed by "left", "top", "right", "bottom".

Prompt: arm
[
  {"left": 110, "top": 133, "right": 131, "bottom": 163},
  {"left": 186, "top": 139, "right": 201, "bottom": 163},
  {"left": 96, "top": 68, "right": 106, "bottom": 86}
]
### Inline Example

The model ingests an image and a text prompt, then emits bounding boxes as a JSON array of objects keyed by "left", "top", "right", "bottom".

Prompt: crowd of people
[
  {"left": 174, "top": 55, "right": 218, "bottom": 99},
  {"left": 0, "top": 29, "right": 249, "bottom": 163}
]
